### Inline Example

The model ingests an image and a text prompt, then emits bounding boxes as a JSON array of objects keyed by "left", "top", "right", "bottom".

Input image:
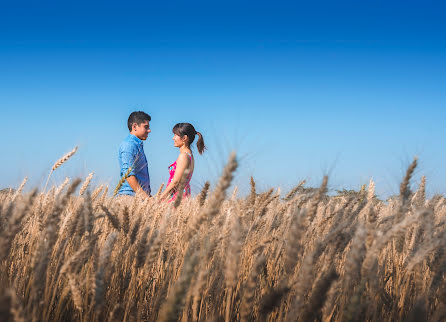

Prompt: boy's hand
[{"left": 126, "top": 176, "right": 150, "bottom": 198}]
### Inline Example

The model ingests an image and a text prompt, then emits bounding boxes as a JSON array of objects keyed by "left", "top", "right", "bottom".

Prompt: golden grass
[{"left": 1, "top": 154, "right": 446, "bottom": 321}]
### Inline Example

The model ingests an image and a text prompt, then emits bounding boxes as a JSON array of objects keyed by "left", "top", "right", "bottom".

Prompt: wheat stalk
[
  {"left": 94, "top": 232, "right": 118, "bottom": 313},
  {"left": 241, "top": 255, "right": 266, "bottom": 322},
  {"left": 301, "top": 265, "right": 338, "bottom": 322},
  {"left": 158, "top": 247, "right": 199, "bottom": 322}
]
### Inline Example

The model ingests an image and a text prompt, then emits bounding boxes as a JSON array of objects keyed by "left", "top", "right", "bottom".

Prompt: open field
[{"left": 1, "top": 154, "right": 446, "bottom": 321}]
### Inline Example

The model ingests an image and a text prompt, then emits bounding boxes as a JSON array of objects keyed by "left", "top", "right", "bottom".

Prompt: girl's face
[{"left": 173, "top": 133, "right": 187, "bottom": 147}]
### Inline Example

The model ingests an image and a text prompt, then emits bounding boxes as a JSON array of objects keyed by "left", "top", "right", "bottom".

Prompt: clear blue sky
[{"left": 1, "top": 0, "right": 445, "bottom": 198}]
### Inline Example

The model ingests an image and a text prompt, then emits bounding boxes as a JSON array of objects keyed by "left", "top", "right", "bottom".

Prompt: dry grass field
[{"left": 1, "top": 153, "right": 446, "bottom": 321}]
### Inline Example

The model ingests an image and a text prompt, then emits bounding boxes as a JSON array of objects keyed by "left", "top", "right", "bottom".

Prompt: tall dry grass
[{"left": 1, "top": 154, "right": 446, "bottom": 321}]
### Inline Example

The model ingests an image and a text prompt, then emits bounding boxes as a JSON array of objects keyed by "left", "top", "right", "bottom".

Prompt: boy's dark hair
[{"left": 127, "top": 111, "right": 151, "bottom": 131}]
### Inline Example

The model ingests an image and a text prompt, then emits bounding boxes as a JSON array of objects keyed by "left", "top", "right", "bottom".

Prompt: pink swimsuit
[{"left": 167, "top": 152, "right": 193, "bottom": 202}]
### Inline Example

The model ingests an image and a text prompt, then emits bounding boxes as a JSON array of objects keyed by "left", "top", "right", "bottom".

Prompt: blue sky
[{"left": 1, "top": 0, "right": 445, "bottom": 198}]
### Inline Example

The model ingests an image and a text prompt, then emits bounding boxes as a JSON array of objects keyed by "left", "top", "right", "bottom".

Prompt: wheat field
[{"left": 1, "top": 153, "right": 446, "bottom": 321}]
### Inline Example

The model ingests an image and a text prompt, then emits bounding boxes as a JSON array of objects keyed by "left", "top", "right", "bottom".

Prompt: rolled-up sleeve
[{"left": 119, "top": 142, "right": 137, "bottom": 177}]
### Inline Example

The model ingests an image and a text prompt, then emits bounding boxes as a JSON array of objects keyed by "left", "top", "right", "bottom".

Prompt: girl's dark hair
[{"left": 173, "top": 123, "right": 206, "bottom": 154}]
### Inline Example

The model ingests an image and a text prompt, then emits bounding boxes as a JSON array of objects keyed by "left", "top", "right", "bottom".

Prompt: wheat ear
[
  {"left": 231, "top": 185, "right": 238, "bottom": 201},
  {"left": 54, "top": 177, "right": 70, "bottom": 198},
  {"left": 79, "top": 172, "right": 94, "bottom": 196},
  {"left": 197, "top": 181, "right": 210, "bottom": 206},
  {"left": 91, "top": 184, "right": 104, "bottom": 201},
  {"left": 113, "top": 167, "right": 133, "bottom": 196},
  {"left": 11, "top": 176, "right": 28, "bottom": 202},
  {"left": 412, "top": 175, "right": 426, "bottom": 207},
  {"left": 155, "top": 182, "right": 165, "bottom": 199},
  {"left": 400, "top": 156, "right": 418, "bottom": 203},
  {"left": 249, "top": 176, "right": 256, "bottom": 206},
  {"left": 367, "top": 178, "right": 375, "bottom": 202},
  {"left": 307, "top": 176, "right": 328, "bottom": 221},
  {"left": 101, "top": 206, "right": 121, "bottom": 230},
  {"left": 284, "top": 179, "right": 306, "bottom": 201},
  {"left": 44, "top": 146, "right": 78, "bottom": 192}
]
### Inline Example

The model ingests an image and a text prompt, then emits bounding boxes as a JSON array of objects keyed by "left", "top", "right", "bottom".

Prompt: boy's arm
[{"left": 126, "top": 176, "right": 150, "bottom": 198}]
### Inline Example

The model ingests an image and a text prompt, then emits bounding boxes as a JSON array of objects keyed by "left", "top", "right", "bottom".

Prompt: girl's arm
[{"left": 160, "top": 153, "right": 190, "bottom": 200}]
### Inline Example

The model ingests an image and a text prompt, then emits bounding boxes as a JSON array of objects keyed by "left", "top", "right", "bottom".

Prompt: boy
[{"left": 117, "top": 111, "right": 151, "bottom": 197}]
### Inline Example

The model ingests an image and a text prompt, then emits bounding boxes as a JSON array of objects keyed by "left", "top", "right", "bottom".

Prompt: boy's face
[{"left": 132, "top": 120, "right": 151, "bottom": 140}]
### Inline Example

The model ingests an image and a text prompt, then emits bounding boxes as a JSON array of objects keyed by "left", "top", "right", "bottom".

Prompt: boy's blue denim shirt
[{"left": 118, "top": 134, "right": 151, "bottom": 196}]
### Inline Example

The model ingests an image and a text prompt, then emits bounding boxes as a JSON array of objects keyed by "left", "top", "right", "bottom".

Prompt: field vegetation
[{"left": 1, "top": 152, "right": 446, "bottom": 321}]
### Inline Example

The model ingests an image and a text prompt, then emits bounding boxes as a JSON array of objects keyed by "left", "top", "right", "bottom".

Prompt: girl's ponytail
[{"left": 196, "top": 131, "right": 206, "bottom": 154}]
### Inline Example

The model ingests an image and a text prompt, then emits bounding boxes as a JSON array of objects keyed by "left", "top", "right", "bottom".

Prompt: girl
[{"left": 160, "top": 123, "right": 206, "bottom": 202}]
